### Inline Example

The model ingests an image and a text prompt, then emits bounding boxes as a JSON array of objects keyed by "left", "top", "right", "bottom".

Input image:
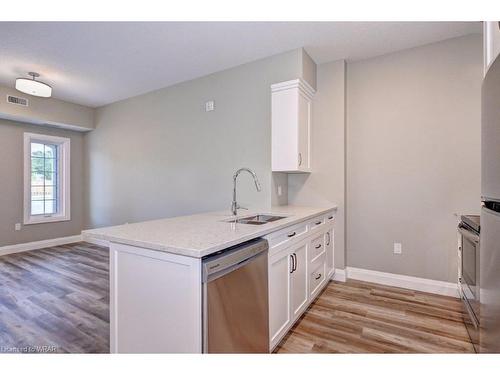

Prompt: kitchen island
[{"left": 84, "top": 205, "right": 337, "bottom": 353}]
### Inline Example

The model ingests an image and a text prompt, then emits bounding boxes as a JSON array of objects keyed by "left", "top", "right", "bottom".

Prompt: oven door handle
[{"left": 458, "top": 223, "right": 480, "bottom": 245}]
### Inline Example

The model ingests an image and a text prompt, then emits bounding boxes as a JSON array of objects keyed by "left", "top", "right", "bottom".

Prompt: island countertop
[{"left": 83, "top": 205, "right": 337, "bottom": 258}]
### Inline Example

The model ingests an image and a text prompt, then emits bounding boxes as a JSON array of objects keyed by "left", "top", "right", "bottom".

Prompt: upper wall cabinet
[
  {"left": 484, "top": 22, "right": 500, "bottom": 75},
  {"left": 271, "top": 79, "right": 315, "bottom": 173}
]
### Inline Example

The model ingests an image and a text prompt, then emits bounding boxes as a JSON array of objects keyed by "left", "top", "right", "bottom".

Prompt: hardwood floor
[
  {"left": 0, "top": 242, "right": 109, "bottom": 353},
  {"left": 276, "top": 279, "right": 474, "bottom": 353},
  {"left": 0, "top": 242, "right": 473, "bottom": 353}
]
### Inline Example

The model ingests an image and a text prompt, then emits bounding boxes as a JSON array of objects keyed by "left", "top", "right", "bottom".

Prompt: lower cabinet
[
  {"left": 269, "top": 241, "right": 309, "bottom": 350},
  {"left": 269, "top": 249, "right": 292, "bottom": 348},
  {"left": 110, "top": 243, "right": 202, "bottom": 353},
  {"left": 267, "top": 211, "right": 336, "bottom": 350},
  {"left": 325, "top": 226, "right": 334, "bottom": 278},
  {"left": 290, "top": 242, "right": 308, "bottom": 318}
]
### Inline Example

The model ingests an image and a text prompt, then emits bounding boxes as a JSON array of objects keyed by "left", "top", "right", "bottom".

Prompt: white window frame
[{"left": 23, "top": 132, "right": 71, "bottom": 225}]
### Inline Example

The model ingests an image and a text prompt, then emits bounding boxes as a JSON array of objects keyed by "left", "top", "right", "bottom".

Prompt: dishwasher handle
[{"left": 202, "top": 239, "right": 268, "bottom": 283}]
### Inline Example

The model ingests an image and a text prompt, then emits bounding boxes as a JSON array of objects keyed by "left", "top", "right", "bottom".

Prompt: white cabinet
[
  {"left": 484, "top": 22, "right": 500, "bottom": 75},
  {"left": 325, "top": 226, "right": 334, "bottom": 278},
  {"left": 269, "top": 248, "right": 292, "bottom": 348},
  {"left": 268, "top": 240, "right": 309, "bottom": 349},
  {"left": 267, "top": 211, "right": 336, "bottom": 350},
  {"left": 310, "top": 254, "right": 326, "bottom": 298},
  {"left": 110, "top": 243, "right": 202, "bottom": 353},
  {"left": 290, "top": 242, "right": 308, "bottom": 319},
  {"left": 271, "top": 79, "right": 315, "bottom": 173}
]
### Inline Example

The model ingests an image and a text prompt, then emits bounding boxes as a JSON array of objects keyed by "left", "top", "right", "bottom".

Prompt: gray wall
[
  {"left": 288, "top": 60, "right": 346, "bottom": 269},
  {"left": 84, "top": 49, "right": 314, "bottom": 228},
  {"left": 346, "top": 35, "right": 482, "bottom": 282},
  {"left": 0, "top": 119, "right": 84, "bottom": 246}
]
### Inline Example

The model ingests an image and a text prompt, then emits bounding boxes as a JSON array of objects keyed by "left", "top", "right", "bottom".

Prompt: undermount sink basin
[{"left": 225, "top": 214, "right": 286, "bottom": 225}]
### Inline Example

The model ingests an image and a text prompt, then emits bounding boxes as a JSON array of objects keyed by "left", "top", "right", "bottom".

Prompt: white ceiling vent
[{"left": 7, "top": 94, "right": 29, "bottom": 107}]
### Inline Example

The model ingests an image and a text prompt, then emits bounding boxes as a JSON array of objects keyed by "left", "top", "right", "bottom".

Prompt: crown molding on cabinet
[{"left": 271, "top": 78, "right": 316, "bottom": 99}]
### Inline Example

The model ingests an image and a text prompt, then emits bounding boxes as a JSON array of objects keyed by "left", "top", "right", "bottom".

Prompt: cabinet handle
[
  {"left": 293, "top": 253, "right": 297, "bottom": 272},
  {"left": 326, "top": 232, "right": 331, "bottom": 246},
  {"left": 328, "top": 216, "right": 333, "bottom": 220},
  {"left": 290, "top": 254, "right": 295, "bottom": 274},
  {"left": 298, "top": 153, "right": 302, "bottom": 166},
  {"left": 287, "top": 231, "right": 296, "bottom": 238},
  {"left": 315, "top": 221, "right": 322, "bottom": 225},
  {"left": 315, "top": 273, "right": 322, "bottom": 280},
  {"left": 315, "top": 244, "right": 322, "bottom": 249}
]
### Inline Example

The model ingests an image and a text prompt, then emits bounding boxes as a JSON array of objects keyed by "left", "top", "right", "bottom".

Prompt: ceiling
[{"left": 0, "top": 22, "right": 481, "bottom": 107}]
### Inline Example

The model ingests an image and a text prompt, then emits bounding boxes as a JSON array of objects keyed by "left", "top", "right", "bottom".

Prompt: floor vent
[{"left": 7, "top": 95, "right": 29, "bottom": 107}]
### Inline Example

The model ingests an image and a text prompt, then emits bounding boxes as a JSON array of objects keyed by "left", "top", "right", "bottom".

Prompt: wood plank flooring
[
  {"left": 0, "top": 242, "right": 109, "bottom": 353},
  {"left": 0, "top": 242, "right": 473, "bottom": 353},
  {"left": 276, "top": 279, "right": 474, "bottom": 353}
]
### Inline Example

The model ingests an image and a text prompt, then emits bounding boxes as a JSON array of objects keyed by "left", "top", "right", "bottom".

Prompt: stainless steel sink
[{"left": 225, "top": 214, "right": 286, "bottom": 225}]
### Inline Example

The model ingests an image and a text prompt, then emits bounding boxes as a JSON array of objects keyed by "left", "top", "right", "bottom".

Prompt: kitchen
[{"left": 0, "top": 5, "right": 498, "bottom": 372}]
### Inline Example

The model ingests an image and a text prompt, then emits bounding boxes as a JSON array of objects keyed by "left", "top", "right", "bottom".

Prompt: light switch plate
[
  {"left": 394, "top": 242, "right": 402, "bottom": 254},
  {"left": 15, "top": 223, "right": 21, "bottom": 231},
  {"left": 205, "top": 100, "right": 215, "bottom": 112}
]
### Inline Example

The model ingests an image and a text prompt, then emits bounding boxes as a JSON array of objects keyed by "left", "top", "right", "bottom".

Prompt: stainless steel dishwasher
[{"left": 202, "top": 238, "right": 269, "bottom": 353}]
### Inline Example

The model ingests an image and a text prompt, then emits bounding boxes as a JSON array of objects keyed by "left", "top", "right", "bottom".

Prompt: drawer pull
[
  {"left": 328, "top": 216, "right": 333, "bottom": 220},
  {"left": 315, "top": 221, "right": 322, "bottom": 225},
  {"left": 315, "top": 273, "right": 322, "bottom": 280},
  {"left": 315, "top": 244, "right": 322, "bottom": 249},
  {"left": 287, "top": 231, "right": 296, "bottom": 238}
]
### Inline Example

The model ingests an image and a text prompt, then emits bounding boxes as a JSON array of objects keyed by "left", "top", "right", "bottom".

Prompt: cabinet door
[
  {"left": 290, "top": 242, "right": 309, "bottom": 319},
  {"left": 325, "top": 227, "right": 334, "bottom": 277},
  {"left": 297, "top": 91, "right": 311, "bottom": 172},
  {"left": 269, "top": 250, "right": 292, "bottom": 347},
  {"left": 271, "top": 87, "right": 299, "bottom": 172}
]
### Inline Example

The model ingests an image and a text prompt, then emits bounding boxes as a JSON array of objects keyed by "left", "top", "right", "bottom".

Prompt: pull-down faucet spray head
[{"left": 231, "top": 168, "right": 262, "bottom": 215}]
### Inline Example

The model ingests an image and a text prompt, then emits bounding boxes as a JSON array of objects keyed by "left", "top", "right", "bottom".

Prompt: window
[{"left": 24, "top": 133, "right": 70, "bottom": 224}]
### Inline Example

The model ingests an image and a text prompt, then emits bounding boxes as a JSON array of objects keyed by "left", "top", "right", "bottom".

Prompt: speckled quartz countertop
[{"left": 83, "top": 205, "right": 337, "bottom": 258}]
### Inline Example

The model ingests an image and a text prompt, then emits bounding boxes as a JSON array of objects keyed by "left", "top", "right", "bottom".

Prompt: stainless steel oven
[{"left": 458, "top": 215, "right": 480, "bottom": 352}]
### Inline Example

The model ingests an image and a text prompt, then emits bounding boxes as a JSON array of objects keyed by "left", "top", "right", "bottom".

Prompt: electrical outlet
[
  {"left": 205, "top": 100, "right": 215, "bottom": 112},
  {"left": 394, "top": 242, "right": 402, "bottom": 254},
  {"left": 15, "top": 223, "right": 21, "bottom": 231}
]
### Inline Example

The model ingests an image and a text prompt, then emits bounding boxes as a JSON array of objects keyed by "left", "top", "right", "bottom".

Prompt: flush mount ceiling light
[{"left": 15, "top": 72, "right": 52, "bottom": 98}]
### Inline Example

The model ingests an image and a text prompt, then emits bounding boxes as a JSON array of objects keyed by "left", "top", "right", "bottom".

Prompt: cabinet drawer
[
  {"left": 308, "top": 215, "right": 325, "bottom": 230},
  {"left": 267, "top": 221, "right": 308, "bottom": 251},
  {"left": 310, "top": 260, "right": 326, "bottom": 297},
  {"left": 309, "top": 234, "right": 325, "bottom": 261}
]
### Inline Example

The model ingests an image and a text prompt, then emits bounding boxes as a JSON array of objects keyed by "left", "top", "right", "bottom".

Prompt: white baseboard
[
  {"left": 331, "top": 268, "right": 346, "bottom": 282},
  {"left": 0, "top": 234, "right": 83, "bottom": 256},
  {"left": 346, "top": 267, "right": 459, "bottom": 298},
  {"left": 81, "top": 234, "right": 110, "bottom": 248}
]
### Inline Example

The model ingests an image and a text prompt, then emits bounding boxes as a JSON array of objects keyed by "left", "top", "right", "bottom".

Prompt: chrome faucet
[{"left": 231, "top": 167, "right": 262, "bottom": 216}]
